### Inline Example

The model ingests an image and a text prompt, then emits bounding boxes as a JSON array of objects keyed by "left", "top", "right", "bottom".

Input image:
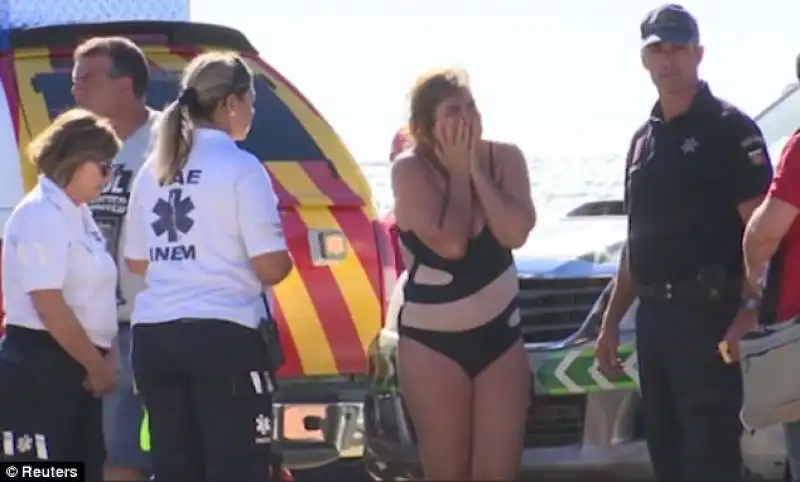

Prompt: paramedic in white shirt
[
  {"left": 123, "top": 51, "right": 292, "bottom": 482},
  {"left": 72, "top": 36, "right": 157, "bottom": 482},
  {"left": 0, "top": 109, "right": 120, "bottom": 482}
]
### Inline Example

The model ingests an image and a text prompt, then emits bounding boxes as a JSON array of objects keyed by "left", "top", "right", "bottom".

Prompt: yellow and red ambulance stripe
[
  {"left": 10, "top": 43, "right": 383, "bottom": 378},
  {"left": 181, "top": 47, "right": 384, "bottom": 376},
  {"left": 0, "top": 53, "right": 21, "bottom": 146},
  {"left": 263, "top": 162, "right": 383, "bottom": 376}
]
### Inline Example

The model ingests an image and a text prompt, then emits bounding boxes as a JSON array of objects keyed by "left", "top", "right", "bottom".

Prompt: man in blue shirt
[{"left": 595, "top": 5, "right": 772, "bottom": 481}]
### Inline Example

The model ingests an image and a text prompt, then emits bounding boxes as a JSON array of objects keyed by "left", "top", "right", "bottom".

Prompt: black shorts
[
  {"left": 131, "top": 318, "right": 275, "bottom": 482},
  {"left": 0, "top": 326, "right": 105, "bottom": 482}
]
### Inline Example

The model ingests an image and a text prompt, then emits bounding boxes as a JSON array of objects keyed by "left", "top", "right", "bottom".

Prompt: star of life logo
[
  {"left": 2, "top": 431, "right": 49, "bottom": 459},
  {"left": 255, "top": 414, "right": 272, "bottom": 444}
]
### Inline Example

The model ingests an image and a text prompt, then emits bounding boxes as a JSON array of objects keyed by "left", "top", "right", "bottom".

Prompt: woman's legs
[
  {"left": 470, "top": 340, "right": 530, "bottom": 480},
  {"left": 398, "top": 337, "right": 474, "bottom": 480}
]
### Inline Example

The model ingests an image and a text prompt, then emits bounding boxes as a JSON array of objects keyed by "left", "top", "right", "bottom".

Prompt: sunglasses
[{"left": 94, "top": 160, "right": 113, "bottom": 177}]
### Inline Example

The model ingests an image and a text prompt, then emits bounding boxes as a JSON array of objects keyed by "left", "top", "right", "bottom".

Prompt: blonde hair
[
  {"left": 154, "top": 51, "right": 253, "bottom": 186},
  {"left": 28, "top": 108, "right": 121, "bottom": 187},
  {"left": 408, "top": 67, "right": 470, "bottom": 160}
]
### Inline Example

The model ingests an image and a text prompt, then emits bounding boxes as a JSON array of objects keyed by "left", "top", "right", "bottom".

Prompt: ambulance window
[
  {"left": 29, "top": 69, "right": 327, "bottom": 163},
  {"left": 238, "top": 74, "right": 327, "bottom": 162},
  {"left": 756, "top": 83, "right": 800, "bottom": 163}
]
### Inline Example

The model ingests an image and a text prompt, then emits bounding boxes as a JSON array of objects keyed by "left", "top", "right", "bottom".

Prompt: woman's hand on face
[
  {"left": 469, "top": 111, "right": 483, "bottom": 153},
  {"left": 468, "top": 112, "right": 486, "bottom": 176},
  {"left": 434, "top": 117, "right": 472, "bottom": 176}
]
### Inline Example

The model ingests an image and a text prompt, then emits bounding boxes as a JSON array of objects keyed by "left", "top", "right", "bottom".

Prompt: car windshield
[{"left": 756, "top": 83, "right": 800, "bottom": 163}]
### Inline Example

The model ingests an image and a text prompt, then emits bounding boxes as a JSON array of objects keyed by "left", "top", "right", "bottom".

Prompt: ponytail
[
  {"left": 154, "top": 53, "right": 253, "bottom": 186},
  {"left": 155, "top": 89, "right": 197, "bottom": 186}
]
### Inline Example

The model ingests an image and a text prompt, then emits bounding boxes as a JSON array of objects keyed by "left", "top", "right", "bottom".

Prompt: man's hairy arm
[{"left": 743, "top": 132, "right": 800, "bottom": 292}]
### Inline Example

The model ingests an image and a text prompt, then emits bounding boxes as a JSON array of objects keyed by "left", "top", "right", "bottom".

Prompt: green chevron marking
[
  {"left": 534, "top": 343, "right": 640, "bottom": 396},
  {"left": 566, "top": 349, "right": 596, "bottom": 387},
  {"left": 535, "top": 356, "right": 563, "bottom": 391}
]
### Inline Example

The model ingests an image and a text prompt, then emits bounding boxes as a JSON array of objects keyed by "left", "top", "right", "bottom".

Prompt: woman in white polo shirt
[
  {"left": 0, "top": 108, "right": 120, "bottom": 481},
  {"left": 123, "top": 51, "right": 292, "bottom": 481}
]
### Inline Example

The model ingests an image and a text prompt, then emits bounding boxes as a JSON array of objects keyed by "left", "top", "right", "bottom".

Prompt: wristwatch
[{"left": 741, "top": 295, "right": 762, "bottom": 311}]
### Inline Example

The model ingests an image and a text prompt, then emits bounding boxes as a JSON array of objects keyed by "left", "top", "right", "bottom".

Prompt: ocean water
[{"left": 359, "top": 151, "right": 627, "bottom": 222}]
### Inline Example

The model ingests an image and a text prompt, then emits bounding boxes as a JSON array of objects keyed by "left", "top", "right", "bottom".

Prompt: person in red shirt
[
  {"left": 742, "top": 85, "right": 800, "bottom": 481},
  {"left": 744, "top": 132, "right": 800, "bottom": 320},
  {"left": 383, "top": 127, "right": 415, "bottom": 274}
]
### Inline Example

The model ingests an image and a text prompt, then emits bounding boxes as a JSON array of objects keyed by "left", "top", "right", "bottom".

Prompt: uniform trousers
[{"left": 132, "top": 318, "right": 275, "bottom": 482}]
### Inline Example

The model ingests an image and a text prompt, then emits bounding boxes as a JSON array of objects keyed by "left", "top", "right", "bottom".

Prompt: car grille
[
  {"left": 518, "top": 277, "right": 611, "bottom": 342},
  {"left": 525, "top": 394, "right": 586, "bottom": 448}
]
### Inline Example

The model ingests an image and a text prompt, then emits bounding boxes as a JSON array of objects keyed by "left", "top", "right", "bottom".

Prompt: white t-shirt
[
  {"left": 124, "top": 128, "right": 287, "bottom": 329},
  {"left": 89, "top": 109, "right": 159, "bottom": 322},
  {"left": 1, "top": 177, "right": 118, "bottom": 348}
]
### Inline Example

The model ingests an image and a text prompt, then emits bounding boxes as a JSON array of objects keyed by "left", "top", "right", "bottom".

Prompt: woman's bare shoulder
[{"left": 391, "top": 151, "right": 426, "bottom": 184}]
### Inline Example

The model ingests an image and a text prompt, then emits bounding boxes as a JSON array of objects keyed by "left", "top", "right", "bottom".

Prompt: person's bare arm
[
  {"left": 392, "top": 155, "right": 473, "bottom": 259},
  {"left": 126, "top": 259, "right": 148, "bottom": 275},
  {"left": 30, "top": 290, "right": 107, "bottom": 370},
  {"left": 743, "top": 133, "right": 800, "bottom": 290},
  {"left": 10, "top": 213, "right": 106, "bottom": 372},
  {"left": 236, "top": 157, "right": 294, "bottom": 287},
  {"left": 471, "top": 142, "right": 536, "bottom": 249},
  {"left": 124, "top": 169, "right": 149, "bottom": 275},
  {"left": 744, "top": 199, "right": 798, "bottom": 287},
  {"left": 601, "top": 130, "right": 643, "bottom": 332},
  {"left": 601, "top": 243, "right": 638, "bottom": 330},
  {"left": 251, "top": 252, "right": 293, "bottom": 287}
]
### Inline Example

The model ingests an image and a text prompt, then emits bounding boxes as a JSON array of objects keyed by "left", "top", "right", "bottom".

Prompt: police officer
[
  {"left": 0, "top": 109, "right": 121, "bottom": 482},
  {"left": 72, "top": 35, "right": 158, "bottom": 482},
  {"left": 122, "top": 51, "right": 293, "bottom": 481},
  {"left": 595, "top": 4, "right": 773, "bottom": 482}
]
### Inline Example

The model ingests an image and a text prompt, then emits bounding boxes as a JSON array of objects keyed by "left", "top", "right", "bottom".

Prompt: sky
[{"left": 191, "top": 0, "right": 800, "bottom": 162}]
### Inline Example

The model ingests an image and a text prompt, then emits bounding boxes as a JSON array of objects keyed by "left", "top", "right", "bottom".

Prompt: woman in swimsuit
[
  {"left": 384, "top": 126, "right": 415, "bottom": 274},
  {"left": 391, "top": 67, "right": 537, "bottom": 480}
]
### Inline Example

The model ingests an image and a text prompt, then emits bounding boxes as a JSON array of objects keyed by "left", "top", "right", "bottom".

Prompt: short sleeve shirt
[
  {"left": 625, "top": 82, "right": 773, "bottom": 285},
  {"left": 88, "top": 109, "right": 159, "bottom": 322},
  {"left": 1, "top": 177, "right": 118, "bottom": 348},
  {"left": 766, "top": 131, "right": 800, "bottom": 320},
  {"left": 124, "top": 128, "right": 287, "bottom": 329}
]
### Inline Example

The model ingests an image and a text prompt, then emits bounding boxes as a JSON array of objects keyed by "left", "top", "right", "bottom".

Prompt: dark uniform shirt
[{"left": 625, "top": 82, "right": 773, "bottom": 286}]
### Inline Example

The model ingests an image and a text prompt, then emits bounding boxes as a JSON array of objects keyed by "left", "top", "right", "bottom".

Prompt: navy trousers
[
  {"left": 132, "top": 319, "right": 275, "bottom": 482},
  {"left": 0, "top": 326, "right": 105, "bottom": 482},
  {"left": 636, "top": 296, "right": 744, "bottom": 482}
]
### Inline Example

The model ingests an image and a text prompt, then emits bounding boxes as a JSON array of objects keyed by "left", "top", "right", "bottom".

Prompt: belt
[{"left": 638, "top": 278, "right": 741, "bottom": 302}]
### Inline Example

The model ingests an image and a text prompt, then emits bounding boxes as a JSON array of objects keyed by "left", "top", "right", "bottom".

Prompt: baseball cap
[{"left": 640, "top": 4, "right": 700, "bottom": 48}]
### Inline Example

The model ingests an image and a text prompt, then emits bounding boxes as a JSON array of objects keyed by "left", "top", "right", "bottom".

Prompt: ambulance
[{"left": 0, "top": 0, "right": 396, "bottom": 470}]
